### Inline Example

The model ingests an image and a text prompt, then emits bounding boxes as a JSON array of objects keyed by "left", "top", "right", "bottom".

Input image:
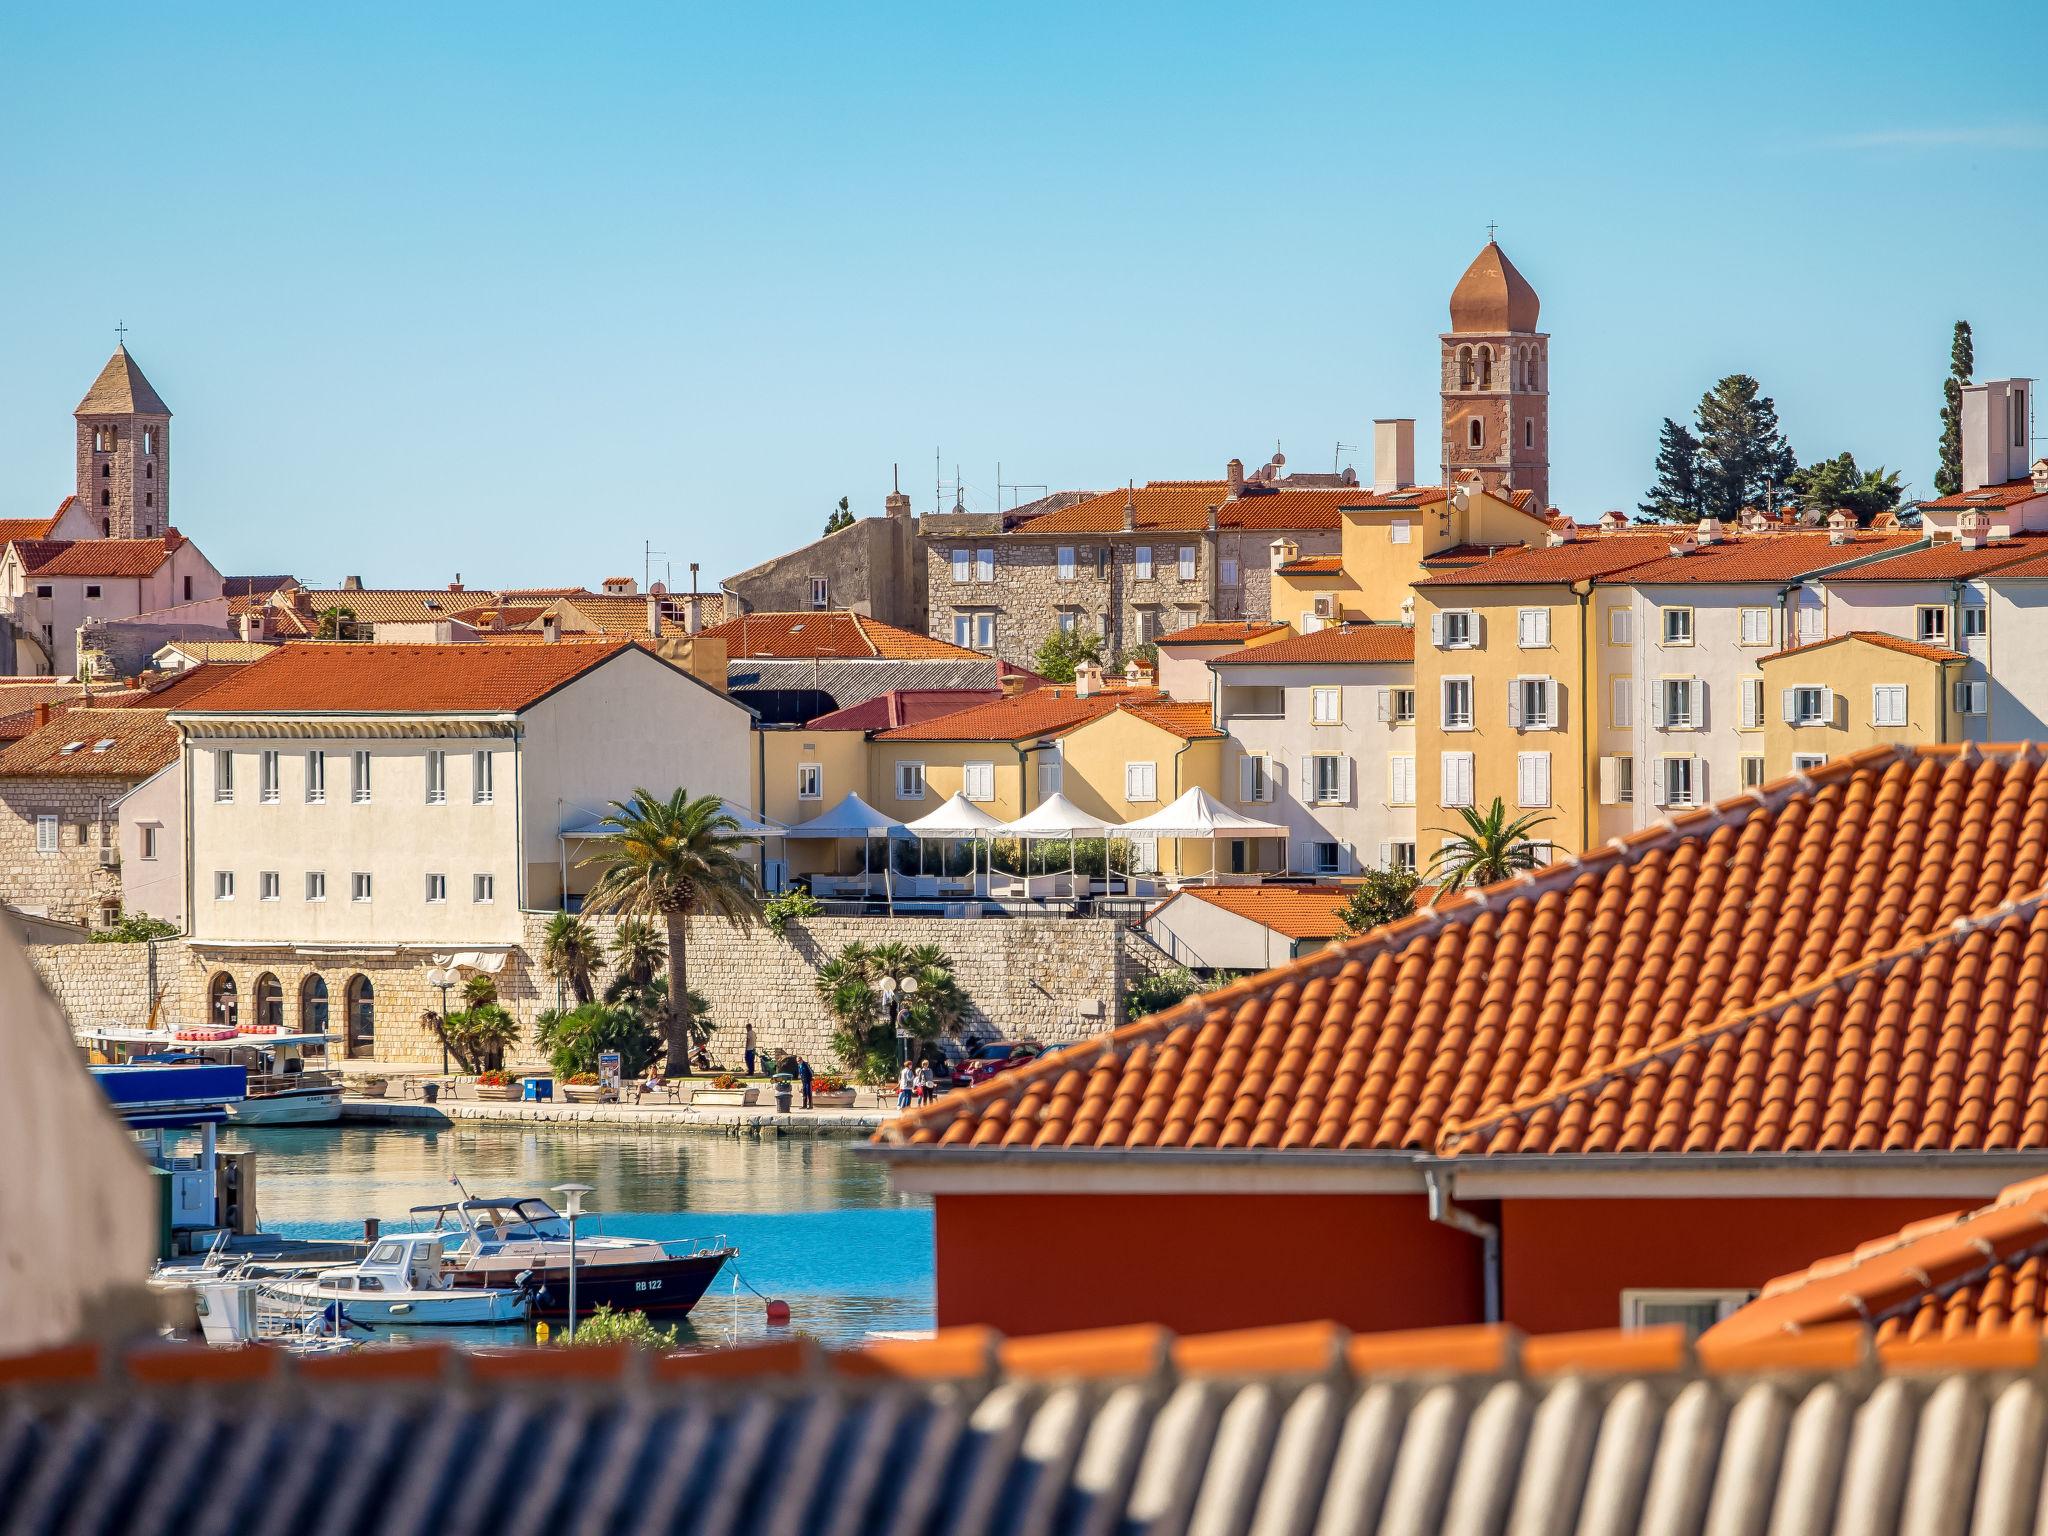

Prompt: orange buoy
[{"left": 764, "top": 1299, "right": 792, "bottom": 1324}]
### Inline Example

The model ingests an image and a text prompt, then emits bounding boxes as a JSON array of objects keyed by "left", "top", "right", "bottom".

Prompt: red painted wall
[
  {"left": 933, "top": 1192, "right": 1482, "bottom": 1337},
  {"left": 1500, "top": 1196, "right": 1967, "bottom": 1335}
]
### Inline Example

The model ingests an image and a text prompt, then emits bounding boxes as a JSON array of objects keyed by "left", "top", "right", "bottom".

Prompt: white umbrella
[
  {"left": 785, "top": 793, "right": 907, "bottom": 905},
  {"left": 995, "top": 792, "right": 1121, "bottom": 895},
  {"left": 1119, "top": 786, "right": 1290, "bottom": 880},
  {"left": 903, "top": 793, "right": 1005, "bottom": 891}
]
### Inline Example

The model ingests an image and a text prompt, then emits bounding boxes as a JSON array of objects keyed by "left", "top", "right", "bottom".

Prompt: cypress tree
[{"left": 1935, "top": 320, "right": 1973, "bottom": 497}]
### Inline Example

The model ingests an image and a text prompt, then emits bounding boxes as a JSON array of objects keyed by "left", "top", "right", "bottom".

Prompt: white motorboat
[
  {"left": 262, "top": 1232, "right": 531, "bottom": 1326},
  {"left": 193, "top": 1279, "right": 362, "bottom": 1355},
  {"left": 84, "top": 1025, "right": 344, "bottom": 1124}
]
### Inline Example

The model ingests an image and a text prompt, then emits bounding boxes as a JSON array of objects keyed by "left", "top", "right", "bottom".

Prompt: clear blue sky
[{"left": 3, "top": 2, "right": 2043, "bottom": 590}]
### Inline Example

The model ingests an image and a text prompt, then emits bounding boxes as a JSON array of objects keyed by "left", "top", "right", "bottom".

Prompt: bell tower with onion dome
[{"left": 1440, "top": 237, "right": 1549, "bottom": 513}]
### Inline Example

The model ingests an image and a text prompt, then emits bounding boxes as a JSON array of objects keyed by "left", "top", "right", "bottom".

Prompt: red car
[{"left": 952, "top": 1040, "right": 1043, "bottom": 1088}]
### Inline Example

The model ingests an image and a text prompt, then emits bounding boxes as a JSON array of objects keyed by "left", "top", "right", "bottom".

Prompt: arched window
[
  {"left": 100, "top": 489, "right": 110, "bottom": 507},
  {"left": 1477, "top": 346, "right": 1493, "bottom": 390},
  {"left": 1468, "top": 418, "right": 1484, "bottom": 450},
  {"left": 344, "top": 974, "right": 375, "bottom": 1058},
  {"left": 143, "top": 427, "right": 154, "bottom": 455},
  {"left": 101, "top": 462, "right": 110, "bottom": 479},
  {"left": 208, "top": 972, "right": 240, "bottom": 1030},
  {"left": 301, "top": 974, "right": 330, "bottom": 1033},
  {"left": 1525, "top": 353, "right": 1539, "bottom": 390},
  {"left": 1457, "top": 346, "right": 1474, "bottom": 389},
  {"left": 253, "top": 972, "right": 284, "bottom": 1031}
]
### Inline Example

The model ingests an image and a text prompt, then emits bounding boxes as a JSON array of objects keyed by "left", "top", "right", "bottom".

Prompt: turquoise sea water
[{"left": 219, "top": 1122, "right": 935, "bottom": 1349}]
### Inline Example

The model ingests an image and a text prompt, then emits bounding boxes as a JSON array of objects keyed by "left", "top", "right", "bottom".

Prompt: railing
[{"left": 247, "top": 1070, "right": 341, "bottom": 1096}]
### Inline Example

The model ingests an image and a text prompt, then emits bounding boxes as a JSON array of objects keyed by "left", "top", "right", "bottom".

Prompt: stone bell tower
[
  {"left": 1440, "top": 238, "right": 1549, "bottom": 512},
  {"left": 74, "top": 342, "right": 172, "bottom": 540}
]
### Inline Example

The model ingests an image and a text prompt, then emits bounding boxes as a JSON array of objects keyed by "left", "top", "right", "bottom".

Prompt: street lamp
[
  {"left": 879, "top": 974, "right": 920, "bottom": 1075},
  {"left": 552, "top": 1182, "right": 594, "bottom": 1340},
  {"left": 425, "top": 966, "right": 456, "bottom": 1075}
]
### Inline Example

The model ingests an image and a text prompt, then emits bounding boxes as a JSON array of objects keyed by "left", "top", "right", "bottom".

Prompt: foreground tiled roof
[
  {"left": 1157, "top": 621, "right": 1289, "bottom": 646},
  {"left": 1920, "top": 478, "right": 2048, "bottom": 511},
  {"left": 1163, "top": 883, "right": 1357, "bottom": 940},
  {"left": 134, "top": 663, "right": 249, "bottom": 709},
  {"left": 168, "top": 641, "right": 638, "bottom": 715},
  {"left": 0, "top": 709, "right": 176, "bottom": 779},
  {"left": 4, "top": 1320, "right": 2047, "bottom": 1536},
  {"left": 13, "top": 533, "right": 188, "bottom": 579},
  {"left": 1595, "top": 532, "right": 1920, "bottom": 585},
  {"left": 1412, "top": 535, "right": 1673, "bottom": 587},
  {"left": 1706, "top": 1176, "right": 2048, "bottom": 1348},
  {"left": 1763, "top": 630, "right": 1969, "bottom": 665},
  {"left": 874, "top": 685, "right": 1164, "bottom": 742},
  {"left": 702, "top": 611, "right": 980, "bottom": 661},
  {"left": 1209, "top": 625, "right": 1414, "bottom": 667},
  {"left": 883, "top": 745, "right": 2048, "bottom": 1154}
]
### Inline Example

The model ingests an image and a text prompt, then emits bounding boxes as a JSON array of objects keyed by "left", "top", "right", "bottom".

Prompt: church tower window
[
  {"left": 1458, "top": 347, "right": 1474, "bottom": 389},
  {"left": 101, "top": 462, "right": 109, "bottom": 478},
  {"left": 1468, "top": 419, "right": 1484, "bottom": 449},
  {"left": 1477, "top": 346, "right": 1492, "bottom": 390},
  {"left": 143, "top": 427, "right": 154, "bottom": 455},
  {"left": 1524, "top": 419, "right": 1535, "bottom": 449},
  {"left": 100, "top": 489, "right": 110, "bottom": 506}
]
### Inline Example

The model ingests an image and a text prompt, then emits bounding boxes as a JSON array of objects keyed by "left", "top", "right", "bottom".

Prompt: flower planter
[
  {"left": 356, "top": 1078, "right": 389, "bottom": 1099},
  {"left": 473, "top": 1083, "right": 519, "bottom": 1102},
  {"left": 690, "top": 1087, "right": 759, "bottom": 1107},
  {"left": 562, "top": 1084, "right": 605, "bottom": 1104},
  {"left": 811, "top": 1088, "right": 856, "bottom": 1109}
]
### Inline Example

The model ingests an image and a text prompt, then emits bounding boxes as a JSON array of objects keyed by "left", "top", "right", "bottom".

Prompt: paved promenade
[{"left": 341, "top": 1094, "right": 897, "bottom": 1136}]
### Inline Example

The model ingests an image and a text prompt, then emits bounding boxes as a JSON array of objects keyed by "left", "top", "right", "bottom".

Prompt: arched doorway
[
  {"left": 252, "top": 972, "right": 284, "bottom": 1031},
  {"left": 344, "top": 975, "right": 376, "bottom": 1058},
  {"left": 301, "top": 974, "right": 330, "bottom": 1035},
  {"left": 208, "top": 972, "right": 239, "bottom": 1031}
]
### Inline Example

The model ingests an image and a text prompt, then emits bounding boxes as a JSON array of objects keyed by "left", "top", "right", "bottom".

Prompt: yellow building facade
[{"left": 1758, "top": 632, "right": 1964, "bottom": 780}]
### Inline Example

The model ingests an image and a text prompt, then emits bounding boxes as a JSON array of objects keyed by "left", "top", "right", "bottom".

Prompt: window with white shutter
[
  {"left": 1125, "top": 761, "right": 1158, "bottom": 802},
  {"left": 1309, "top": 754, "right": 1347, "bottom": 805},
  {"left": 1311, "top": 687, "right": 1341, "bottom": 724},
  {"left": 1389, "top": 754, "right": 1415, "bottom": 806},
  {"left": 1239, "top": 754, "right": 1273, "bottom": 804},
  {"left": 1599, "top": 755, "right": 1635, "bottom": 806},
  {"left": 963, "top": 762, "right": 995, "bottom": 802},
  {"left": 1871, "top": 685, "right": 1907, "bottom": 727},
  {"left": 1739, "top": 677, "right": 1764, "bottom": 729},
  {"left": 975, "top": 547, "right": 995, "bottom": 581},
  {"left": 796, "top": 764, "right": 823, "bottom": 801},
  {"left": 1784, "top": 686, "right": 1829, "bottom": 726},
  {"left": 1518, "top": 608, "right": 1551, "bottom": 648},
  {"left": 1135, "top": 546, "right": 1154, "bottom": 580},
  {"left": 1741, "top": 755, "right": 1766, "bottom": 790},
  {"left": 1955, "top": 679, "right": 1988, "bottom": 714},
  {"left": 1442, "top": 677, "right": 1474, "bottom": 729},
  {"left": 1177, "top": 546, "right": 1196, "bottom": 581},
  {"left": 1390, "top": 520, "right": 1412, "bottom": 545},
  {"left": 1662, "top": 608, "right": 1693, "bottom": 646},
  {"left": 896, "top": 761, "right": 926, "bottom": 800},
  {"left": 1963, "top": 603, "right": 1988, "bottom": 638},
  {"left": 1610, "top": 677, "right": 1633, "bottom": 729},
  {"left": 1738, "top": 608, "right": 1772, "bottom": 647},
  {"left": 34, "top": 815, "right": 57, "bottom": 854},
  {"left": 1916, "top": 606, "right": 1949, "bottom": 646},
  {"left": 1796, "top": 594, "right": 1825, "bottom": 642},
  {"left": 1792, "top": 753, "right": 1828, "bottom": 772},
  {"left": 1608, "top": 607, "right": 1633, "bottom": 645},
  {"left": 1657, "top": 677, "right": 1699, "bottom": 729},
  {"left": 1381, "top": 841, "right": 1418, "bottom": 873},
  {"left": 1511, "top": 676, "right": 1555, "bottom": 729},
  {"left": 1516, "top": 751, "right": 1552, "bottom": 808},
  {"left": 1441, "top": 752, "right": 1475, "bottom": 808},
  {"left": 1658, "top": 755, "right": 1700, "bottom": 807},
  {"left": 1057, "top": 546, "right": 1076, "bottom": 581},
  {"left": 1434, "top": 610, "right": 1478, "bottom": 648}
]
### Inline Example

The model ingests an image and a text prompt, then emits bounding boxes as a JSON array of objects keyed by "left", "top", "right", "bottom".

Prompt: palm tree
[
  {"left": 604, "top": 919, "right": 666, "bottom": 1001},
  {"left": 1425, "top": 798, "right": 1556, "bottom": 900},
  {"left": 578, "top": 788, "right": 761, "bottom": 1077},
  {"left": 540, "top": 912, "right": 599, "bottom": 1005}
]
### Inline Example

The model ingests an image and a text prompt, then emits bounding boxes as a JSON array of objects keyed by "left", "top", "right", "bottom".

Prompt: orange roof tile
[
  {"left": 13, "top": 534, "right": 187, "bottom": 579},
  {"left": 1919, "top": 479, "right": 2048, "bottom": 511},
  {"left": 1762, "top": 630, "right": 1968, "bottom": 665},
  {"left": 1012, "top": 484, "right": 1447, "bottom": 536},
  {"left": 0, "top": 510, "right": 66, "bottom": 545},
  {"left": 1164, "top": 884, "right": 1356, "bottom": 940},
  {"left": 879, "top": 745, "right": 2048, "bottom": 1156},
  {"left": 0, "top": 708, "right": 177, "bottom": 779},
  {"left": 1277, "top": 555, "right": 1344, "bottom": 575},
  {"left": 875, "top": 686, "right": 1163, "bottom": 742},
  {"left": 1825, "top": 534, "right": 2048, "bottom": 581},
  {"left": 701, "top": 611, "right": 980, "bottom": 661},
  {"left": 1209, "top": 626, "right": 1414, "bottom": 666},
  {"left": 136, "top": 663, "right": 250, "bottom": 708},
  {"left": 1117, "top": 699, "right": 1223, "bottom": 740},
  {"left": 1158, "top": 621, "right": 1289, "bottom": 646},
  {"left": 167, "top": 641, "right": 639, "bottom": 715},
  {"left": 1594, "top": 532, "right": 1920, "bottom": 585},
  {"left": 1704, "top": 1176, "right": 2048, "bottom": 1348},
  {"left": 1413, "top": 536, "right": 1673, "bottom": 587}
]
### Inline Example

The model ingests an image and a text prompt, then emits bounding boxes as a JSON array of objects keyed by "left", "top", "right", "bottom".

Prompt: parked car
[{"left": 953, "top": 1039, "right": 1044, "bottom": 1088}]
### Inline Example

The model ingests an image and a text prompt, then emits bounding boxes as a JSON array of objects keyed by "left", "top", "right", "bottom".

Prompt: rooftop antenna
[
  {"left": 935, "top": 447, "right": 942, "bottom": 517},
  {"left": 1334, "top": 441, "right": 1356, "bottom": 473},
  {"left": 643, "top": 539, "right": 668, "bottom": 593}
]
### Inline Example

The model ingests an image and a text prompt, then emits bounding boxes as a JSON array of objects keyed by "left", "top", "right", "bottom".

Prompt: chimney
[
  {"left": 1696, "top": 516, "right": 1722, "bottom": 545},
  {"left": 1958, "top": 512, "right": 1986, "bottom": 550},
  {"left": 542, "top": 613, "right": 561, "bottom": 644},
  {"left": 1545, "top": 520, "right": 1574, "bottom": 547},
  {"left": 341, "top": 575, "right": 363, "bottom": 591},
  {"left": 1206, "top": 504, "right": 1219, "bottom": 533},
  {"left": 1121, "top": 483, "right": 1137, "bottom": 533},
  {"left": 684, "top": 593, "right": 704, "bottom": 635},
  {"left": 1226, "top": 458, "right": 1245, "bottom": 495},
  {"left": 1372, "top": 420, "right": 1416, "bottom": 493},
  {"left": 646, "top": 596, "right": 663, "bottom": 637},
  {"left": 449, "top": 575, "right": 463, "bottom": 593},
  {"left": 885, "top": 463, "right": 912, "bottom": 519},
  {"left": 238, "top": 611, "right": 261, "bottom": 642},
  {"left": 1270, "top": 537, "right": 1299, "bottom": 571},
  {"left": 1963, "top": 379, "right": 2035, "bottom": 493},
  {"left": 2033, "top": 458, "right": 2048, "bottom": 494},
  {"left": 34, "top": 702, "right": 50, "bottom": 730},
  {"left": 1074, "top": 660, "right": 1104, "bottom": 698},
  {"left": 999, "top": 669, "right": 1032, "bottom": 699},
  {"left": 1123, "top": 656, "right": 1155, "bottom": 688}
]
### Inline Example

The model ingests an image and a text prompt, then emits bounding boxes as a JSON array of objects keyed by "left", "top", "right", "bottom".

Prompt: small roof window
[
  {"left": 58, "top": 742, "right": 84, "bottom": 755},
  {"left": 92, "top": 739, "right": 115, "bottom": 753}
]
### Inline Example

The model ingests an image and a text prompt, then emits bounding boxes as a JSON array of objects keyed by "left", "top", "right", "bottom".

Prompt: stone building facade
[
  {"left": 722, "top": 486, "right": 926, "bottom": 632},
  {"left": 0, "top": 775, "right": 125, "bottom": 925}
]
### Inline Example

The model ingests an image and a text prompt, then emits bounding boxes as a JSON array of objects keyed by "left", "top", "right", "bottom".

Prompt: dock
[{"left": 341, "top": 1096, "right": 895, "bottom": 1136}]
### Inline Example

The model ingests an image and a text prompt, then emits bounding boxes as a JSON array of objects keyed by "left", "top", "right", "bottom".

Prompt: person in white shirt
[{"left": 897, "top": 1062, "right": 914, "bottom": 1109}]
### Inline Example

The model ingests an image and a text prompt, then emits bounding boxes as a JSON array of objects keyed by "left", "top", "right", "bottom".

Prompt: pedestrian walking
[
  {"left": 897, "top": 1061, "right": 914, "bottom": 1110},
  {"left": 798, "top": 1056, "right": 814, "bottom": 1110},
  {"left": 744, "top": 1023, "right": 757, "bottom": 1077},
  {"left": 913, "top": 1058, "right": 932, "bottom": 1106}
]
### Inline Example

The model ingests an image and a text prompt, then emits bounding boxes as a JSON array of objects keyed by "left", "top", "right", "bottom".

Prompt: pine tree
[
  {"left": 1694, "top": 374, "right": 1797, "bottom": 518},
  {"left": 822, "top": 496, "right": 854, "bottom": 535},
  {"left": 1935, "top": 321, "right": 1973, "bottom": 497},
  {"left": 1639, "top": 418, "right": 1705, "bottom": 522}
]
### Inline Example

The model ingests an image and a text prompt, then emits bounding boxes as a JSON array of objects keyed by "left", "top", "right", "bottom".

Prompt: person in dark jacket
[{"left": 797, "top": 1057, "right": 814, "bottom": 1109}]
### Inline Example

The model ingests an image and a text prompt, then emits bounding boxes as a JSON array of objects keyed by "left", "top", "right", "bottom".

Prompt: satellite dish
[{"left": 1271, "top": 452, "right": 1286, "bottom": 468}]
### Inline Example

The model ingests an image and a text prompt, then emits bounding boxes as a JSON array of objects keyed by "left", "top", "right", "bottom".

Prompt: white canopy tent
[
  {"left": 784, "top": 793, "right": 909, "bottom": 903},
  {"left": 993, "top": 792, "right": 1124, "bottom": 899},
  {"left": 1118, "top": 786, "right": 1291, "bottom": 879},
  {"left": 902, "top": 793, "right": 1006, "bottom": 894},
  {"left": 555, "top": 799, "right": 789, "bottom": 907}
]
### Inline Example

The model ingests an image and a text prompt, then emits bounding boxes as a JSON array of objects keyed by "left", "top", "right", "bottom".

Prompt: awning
[
  {"left": 432, "top": 950, "right": 510, "bottom": 974},
  {"left": 902, "top": 793, "right": 1007, "bottom": 838},
  {"left": 784, "top": 792, "right": 908, "bottom": 839},
  {"left": 1117, "top": 787, "right": 1290, "bottom": 838},
  {"left": 998, "top": 792, "right": 1118, "bottom": 839}
]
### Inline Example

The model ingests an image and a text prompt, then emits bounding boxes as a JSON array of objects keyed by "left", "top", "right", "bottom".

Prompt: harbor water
[{"left": 220, "top": 1122, "right": 934, "bottom": 1350}]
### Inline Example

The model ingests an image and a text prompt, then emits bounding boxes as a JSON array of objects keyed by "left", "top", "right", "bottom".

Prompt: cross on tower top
[
  {"left": 1486, "top": 221, "right": 1498, "bottom": 242},
  {"left": 113, "top": 320, "right": 128, "bottom": 345}
]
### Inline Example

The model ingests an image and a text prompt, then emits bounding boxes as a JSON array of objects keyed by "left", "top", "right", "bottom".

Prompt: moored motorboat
[
  {"left": 411, "top": 1194, "right": 733, "bottom": 1322},
  {"left": 84, "top": 1025, "right": 344, "bottom": 1124},
  {"left": 263, "top": 1232, "right": 531, "bottom": 1325}
]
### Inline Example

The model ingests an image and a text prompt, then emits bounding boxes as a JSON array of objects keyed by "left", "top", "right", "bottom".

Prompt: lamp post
[
  {"left": 552, "top": 1182, "right": 593, "bottom": 1340},
  {"left": 879, "top": 973, "right": 920, "bottom": 1076},
  {"left": 424, "top": 966, "right": 455, "bottom": 1075}
]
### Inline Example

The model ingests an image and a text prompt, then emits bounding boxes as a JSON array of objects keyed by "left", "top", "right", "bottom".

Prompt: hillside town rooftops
[
  {"left": 873, "top": 684, "right": 1168, "bottom": 743},
  {"left": 1276, "top": 555, "right": 1344, "bottom": 575},
  {"left": 1595, "top": 531, "right": 1920, "bottom": 585},
  {"left": 880, "top": 744, "right": 2048, "bottom": 1156},
  {"left": 1762, "top": 630, "right": 1969, "bottom": 665},
  {"left": 1009, "top": 482, "right": 1451, "bottom": 537},
  {"left": 702, "top": 611, "right": 979, "bottom": 661},
  {"left": 0, "top": 709, "right": 177, "bottom": 779},
  {"left": 1157, "top": 621, "right": 1289, "bottom": 646},
  {"left": 1412, "top": 536, "right": 1672, "bottom": 587},
  {"left": 1825, "top": 532, "right": 2048, "bottom": 580},
  {"left": 167, "top": 640, "right": 642, "bottom": 716},
  {"left": 1920, "top": 477, "right": 2048, "bottom": 511},
  {"left": 1210, "top": 624, "right": 1414, "bottom": 666},
  {"left": 0, "top": 504, "right": 72, "bottom": 546},
  {"left": 803, "top": 688, "right": 1012, "bottom": 732},
  {"left": 1155, "top": 883, "right": 1358, "bottom": 941}
]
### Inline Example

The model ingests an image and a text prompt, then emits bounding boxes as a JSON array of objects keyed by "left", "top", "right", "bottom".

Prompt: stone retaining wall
[{"left": 35, "top": 913, "right": 1138, "bottom": 1073}]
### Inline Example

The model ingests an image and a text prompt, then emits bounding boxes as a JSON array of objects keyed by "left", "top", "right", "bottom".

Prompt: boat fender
[{"left": 765, "top": 1299, "right": 792, "bottom": 1324}]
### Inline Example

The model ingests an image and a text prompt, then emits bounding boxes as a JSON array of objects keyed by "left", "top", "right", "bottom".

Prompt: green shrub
[
  {"left": 816, "top": 940, "right": 967, "bottom": 1083},
  {"left": 90, "top": 914, "right": 179, "bottom": 943},
  {"left": 557, "top": 1304, "right": 678, "bottom": 1349},
  {"left": 432, "top": 1002, "right": 521, "bottom": 1072},
  {"left": 1336, "top": 868, "right": 1421, "bottom": 935},
  {"left": 763, "top": 887, "right": 825, "bottom": 934},
  {"left": 1123, "top": 965, "right": 1245, "bottom": 1022},
  {"left": 534, "top": 1001, "right": 667, "bottom": 1078}
]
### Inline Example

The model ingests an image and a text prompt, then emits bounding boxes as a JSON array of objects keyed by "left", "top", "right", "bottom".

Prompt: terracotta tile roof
[
  {"left": 0, "top": 709, "right": 177, "bottom": 779},
  {"left": 1277, "top": 555, "right": 1344, "bottom": 575},
  {"left": 1920, "top": 479, "right": 2048, "bottom": 511},
  {"left": 1971, "top": 545, "right": 2048, "bottom": 580},
  {"left": 1413, "top": 536, "right": 1674, "bottom": 587},
  {"left": 1118, "top": 700, "right": 1223, "bottom": 740},
  {"left": 292, "top": 589, "right": 488, "bottom": 625},
  {"left": 1166, "top": 884, "right": 1356, "bottom": 940},
  {"left": 1595, "top": 532, "right": 1921, "bottom": 586},
  {"left": 1210, "top": 625, "right": 1414, "bottom": 666},
  {"left": 1763, "top": 630, "right": 1968, "bottom": 665},
  {"left": 875, "top": 685, "right": 1163, "bottom": 742},
  {"left": 701, "top": 611, "right": 980, "bottom": 661},
  {"left": 136, "top": 663, "right": 250, "bottom": 709},
  {"left": 1157, "top": 621, "right": 1288, "bottom": 646},
  {"left": 1011, "top": 484, "right": 1447, "bottom": 536},
  {"left": 13, "top": 533, "right": 188, "bottom": 579},
  {"left": 1704, "top": 1176, "right": 2048, "bottom": 1348},
  {"left": 880, "top": 745, "right": 2048, "bottom": 1154},
  {"left": 156, "top": 640, "right": 276, "bottom": 664},
  {"left": 802, "top": 688, "right": 1008, "bottom": 732},
  {"left": 0, "top": 510, "right": 66, "bottom": 545},
  {"left": 1825, "top": 534, "right": 2048, "bottom": 580},
  {"left": 1420, "top": 542, "right": 1521, "bottom": 566},
  {"left": 167, "top": 641, "right": 637, "bottom": 715}
]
